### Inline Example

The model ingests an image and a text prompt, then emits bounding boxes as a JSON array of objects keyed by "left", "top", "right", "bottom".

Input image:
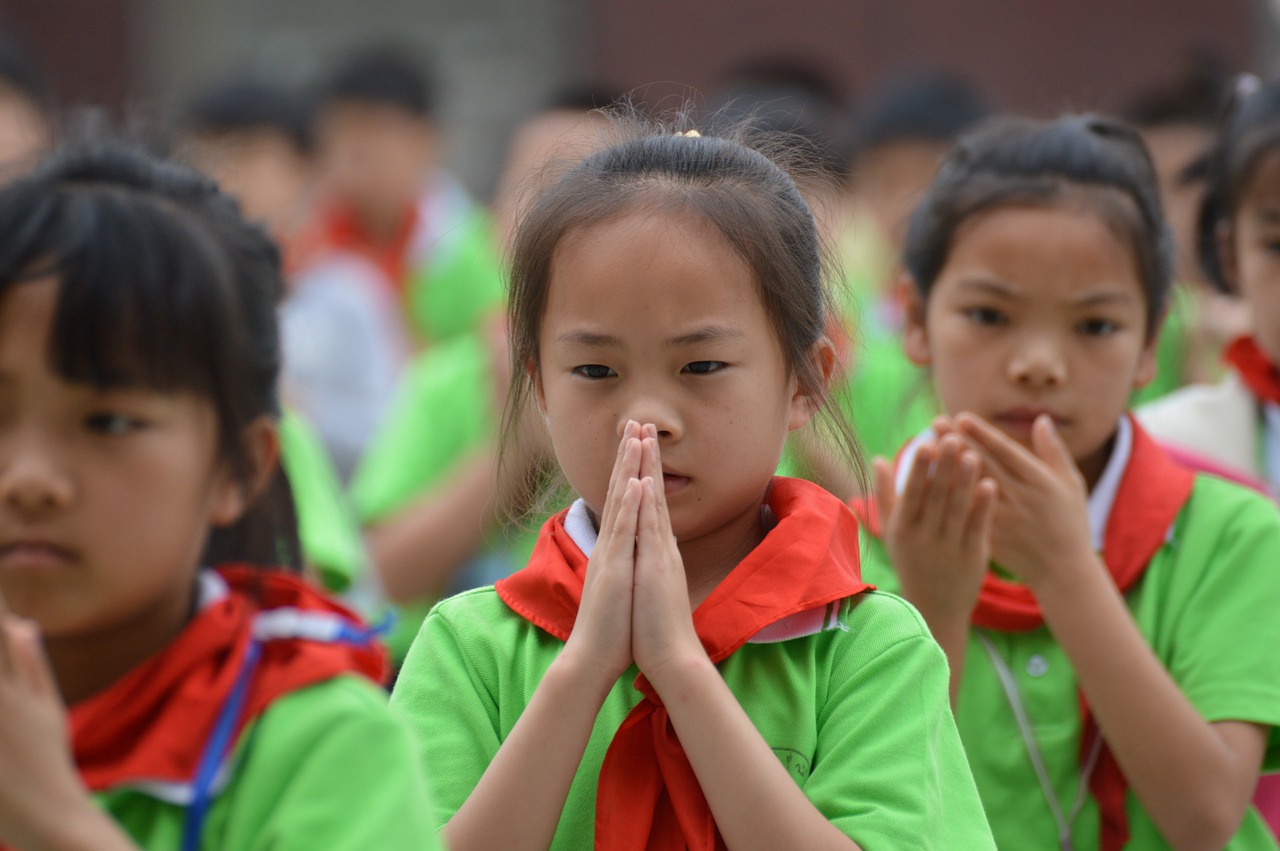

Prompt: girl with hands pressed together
[
  {"left": 0, "top": 146, "right": 439, "bottom": 851},
  {"left": 390, "top": 121, "right": 996, "bottom": 850},
  {"left": 859, "top": 116, "right": 1280, "bottom": 850}
]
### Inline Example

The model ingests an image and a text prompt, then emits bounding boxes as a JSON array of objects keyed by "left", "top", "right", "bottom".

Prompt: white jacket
[{"left": 1135, "top": 372, "right": 1261, "bottom": 480}]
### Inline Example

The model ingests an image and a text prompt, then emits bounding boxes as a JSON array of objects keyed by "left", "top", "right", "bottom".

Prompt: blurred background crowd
[{"left": 0, "top": 0, "right": 1275, "bottom": 662}]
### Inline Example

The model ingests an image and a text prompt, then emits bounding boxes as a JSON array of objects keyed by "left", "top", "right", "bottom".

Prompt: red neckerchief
[
  {"left": 853, "top": 416, "right": 1194, "bottom": 851},
  {"left": 69, "top": 565, "right": 388, "bottom": 792},
  {"left": 1224, "top": 334, "right": 1280, "bottom": 406},
  {"left": 496, "top": 477, "right": 871, "bottom": 851},
  {"left": 320, "top": 202, "right": 420, "bottom": 295}
]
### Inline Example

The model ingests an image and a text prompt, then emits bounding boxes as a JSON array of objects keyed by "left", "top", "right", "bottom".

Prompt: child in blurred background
[{"left": 315, "top": 46, "right": 505, "bottom": 349}]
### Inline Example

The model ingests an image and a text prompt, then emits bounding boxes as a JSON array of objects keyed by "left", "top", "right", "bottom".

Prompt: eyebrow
[
  {"left": 554, "top": 325, "right": 745, "bottom": 348},
  {"left": 956, "top": 277, "right": 1137, "bottom": 306}
]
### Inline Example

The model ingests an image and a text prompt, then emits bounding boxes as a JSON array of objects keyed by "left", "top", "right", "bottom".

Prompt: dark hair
[
  {"left": 503, "top": 115, "right": 862, "bottom": 495},
  {"left": 321, "top": 47, "right": 434, "bottom": 118},
  {"left": 1196, "top": 77, "right": 1280, "bottom": 294},
  {"left": 707, "top": 62, "right": 847, "bottom": 182},
  {"left": 903, "top": 114, "right": 1174, "bottom": 337},
  {"left": 0, "top": 143, "right": 301, "bottom": 568},
  {"left": 849, "top": 71, "right": 990, "bottom": 164},
  {"left": 1123, "top": 52, "right": 1231, "bottom": 130},
  {"left": 181, "top": 77, "right": 314, "bottom": 155}
]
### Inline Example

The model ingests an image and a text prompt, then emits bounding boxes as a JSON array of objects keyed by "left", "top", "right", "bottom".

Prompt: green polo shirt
[
  {"left": 405, "top": 208, "right": 505, "bottom": 346},
  {"left": 390, "top": 587, "right": 996, "bottom": 849},
  {"left": 860, "top": 474, "right": 1280, "bottom": 849},
  {"left": 96, "top": 675, "right": 440, "bottom": 850}
]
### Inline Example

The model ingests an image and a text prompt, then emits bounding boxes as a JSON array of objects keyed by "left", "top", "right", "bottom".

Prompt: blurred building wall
[
  {"left": 4, "top": 0, "right": 1280, "bottom": 199},
  {"left": 587, "top": 0, "right": 1260, "bottom": 117}
]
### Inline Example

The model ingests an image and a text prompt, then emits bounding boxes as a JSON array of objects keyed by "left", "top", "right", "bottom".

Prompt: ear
[
  {"left": 1215, "top": 219, "right": 1240, "bottom": 294},
  {"left": 788, "top": 336, "right": 838, "bottom": 431},
  {"left": 1132, "top": 333, "right": 1160, "bottom": 390},
  {"left": 899, "top": 274, "right": 933, "bottom": 367},
  {"left": 209, "top": 416, "right": 279, "bottom": 528}
]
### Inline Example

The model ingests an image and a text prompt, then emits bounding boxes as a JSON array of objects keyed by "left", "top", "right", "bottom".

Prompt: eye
[
  {"left": 85, "top": 412, "right": 145, "bottom": 435},
  {"left": 571, "top": 364, "right": 616, "bottom": 380},
  {"left": 1077, "top": 318, "right": 1119, "bottom": 337},
  {"left": 682, "top": 361, "right": 727, "bottom": 375},
  {"left": 963, "top": 306, "right": 1006, "bottom": 326}
]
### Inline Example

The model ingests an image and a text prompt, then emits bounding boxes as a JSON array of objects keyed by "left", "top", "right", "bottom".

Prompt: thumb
[{"left": 1031, "top": 415, "right": 1076, "bottom": 474}]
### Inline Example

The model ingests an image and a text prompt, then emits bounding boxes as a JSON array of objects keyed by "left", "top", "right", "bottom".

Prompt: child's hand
[
  {"left": 947, "top": 413, "right": 1094, "bottom": 589},
  {"left": 872, "top": 428, "right": 996, "bottom": 626},
  {"left": 630, "top": 426, "right": 706, "bottom": 687},
  {"left": 0, "top": 607, "right": 86, "bottom": 849},
  {"left": 560, "top": 421, "right": 642, "bottom": 687}
]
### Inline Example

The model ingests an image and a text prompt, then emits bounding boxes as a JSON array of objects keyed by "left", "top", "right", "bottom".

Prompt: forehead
[
  {"left": 542, "top": 207, "right": 763, "bottom": 340},
  {"left": 939, "top": 204, "right": 1146, "bottom": 301}
]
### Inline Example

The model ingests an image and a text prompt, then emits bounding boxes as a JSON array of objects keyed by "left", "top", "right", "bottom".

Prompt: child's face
[
  {"left": 535, "top": 207, "right": 813, "bottom": 550},
  {"left": 905, "top": 204, "right": 1157, "bottom": 486},
  {"left": 180, "top": 129, "right": 313, "bottom": 238},
  {"left": 0, "top": 277, "right": 245, "bottom": 642},
  {"left": 316, "top": 101, "right": 435, "bottom": 223},
  {"left": 1230, "top": 149, "right": 1280, "bottom": 363}
]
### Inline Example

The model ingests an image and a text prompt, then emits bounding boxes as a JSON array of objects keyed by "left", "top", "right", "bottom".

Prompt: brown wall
[
  {"left": 0, "top": 0, "right": 132, "bottom": 115},
  {"left": 587, "top": 0, "right": 1257, "bottom": 116}
]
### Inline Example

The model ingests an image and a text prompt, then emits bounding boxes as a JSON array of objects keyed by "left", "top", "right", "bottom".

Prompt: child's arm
[
  {"left": 438, "top": 424, "right": 643, "bottom": 851},
  {"left": 631, "top": 436, "right": 861, "bottom": 851},
  {"left": 872, "top": 432, "right": 996, "bottom": 704},
  {"left": 954, "top": 413, "right": 1269, "bottom": 850},
  {"left": 0, "top": 616, "right": 141, "bottom": 851},
  {"left": 364, "top": 450, "right": 502, "bottom": 602}
]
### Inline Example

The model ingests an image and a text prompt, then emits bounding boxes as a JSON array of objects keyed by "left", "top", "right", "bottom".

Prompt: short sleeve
[
  {"left": 389, "top": 595, "right": 505, "bottom": 829},
  {"left": 1148, "top": 479, "right": 1280, "bottom": 768},
  {"left": 807, "top": 595, "right": 995, "bottom": 850}
]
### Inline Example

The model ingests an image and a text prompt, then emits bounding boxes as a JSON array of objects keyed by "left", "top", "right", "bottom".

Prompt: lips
[
  {"left": 992, "top": 407, "right": 1069, "bottom": 434},
  {"left": 660, "top": 468, "right": 691, "bottom": 494},
  {"left": 0, "top": 540, "right": 76, "bottom": 571}
]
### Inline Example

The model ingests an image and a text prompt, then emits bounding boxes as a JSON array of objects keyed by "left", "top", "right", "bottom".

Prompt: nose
[
  {"left": 616, "top": 385, "right": 683, "bottom": 442},
  {"left": 1008, "top": 332, "right": 1067, "bottom": 389},
  {"left": 0, "top": 430, "right": 74, "bottom": 515}
]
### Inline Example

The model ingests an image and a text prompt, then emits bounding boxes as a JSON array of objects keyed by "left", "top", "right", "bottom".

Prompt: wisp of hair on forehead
[
  {"left": 502, "top": 116, "right": 864, "bottom": 499},
  {"left": 904, "top": 114, "right": 1174, "bottom": 338},
  {"left": 0, "top": 143, "right": 299, "bottom": 568}
]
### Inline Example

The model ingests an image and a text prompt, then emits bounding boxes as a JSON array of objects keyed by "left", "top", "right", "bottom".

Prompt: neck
[
  {"left": 677, "top": 508, "right": 766, "bottom": 611},
  {"left": 46, "top": 585, "right": 197, "bottom": 706}
]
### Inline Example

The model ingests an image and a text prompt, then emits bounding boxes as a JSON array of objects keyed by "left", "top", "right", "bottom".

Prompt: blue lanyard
[
  {"left": 175, "top": 610, "right": 393, "bottom": 850},
  {"left": 180, "top": 638, "right": 262, "bottom": 851}
]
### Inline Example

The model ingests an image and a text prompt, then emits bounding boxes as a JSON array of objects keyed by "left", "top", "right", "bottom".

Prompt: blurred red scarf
[
  {"left": 1224, "top": 335, "right": 1280, "bottom": 406},
  {"left": 497, "top": 477, "right": 870, "bottom": 850}
]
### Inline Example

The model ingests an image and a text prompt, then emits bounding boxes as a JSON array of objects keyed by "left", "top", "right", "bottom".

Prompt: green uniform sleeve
[
  {"left": 1135, "top": 477, "right": 1280, "bottom": 768},
  {"left": 389, "top": 591, "right": 505, "bottom": 829},
  {"left": 278, "top": 411, "right": 368, "bottom": 592},
  {"left": 808, "top": 595, "right": 996, "bottom": 850},
  {"left": 406, "top": 209, "right": 506, "bottom": 346},
  {"left": 217, "top": 676, "right": 442, "bottom": 850},
  {"left": 351, "top": 334, "right": 495, "bottom": 524}
]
